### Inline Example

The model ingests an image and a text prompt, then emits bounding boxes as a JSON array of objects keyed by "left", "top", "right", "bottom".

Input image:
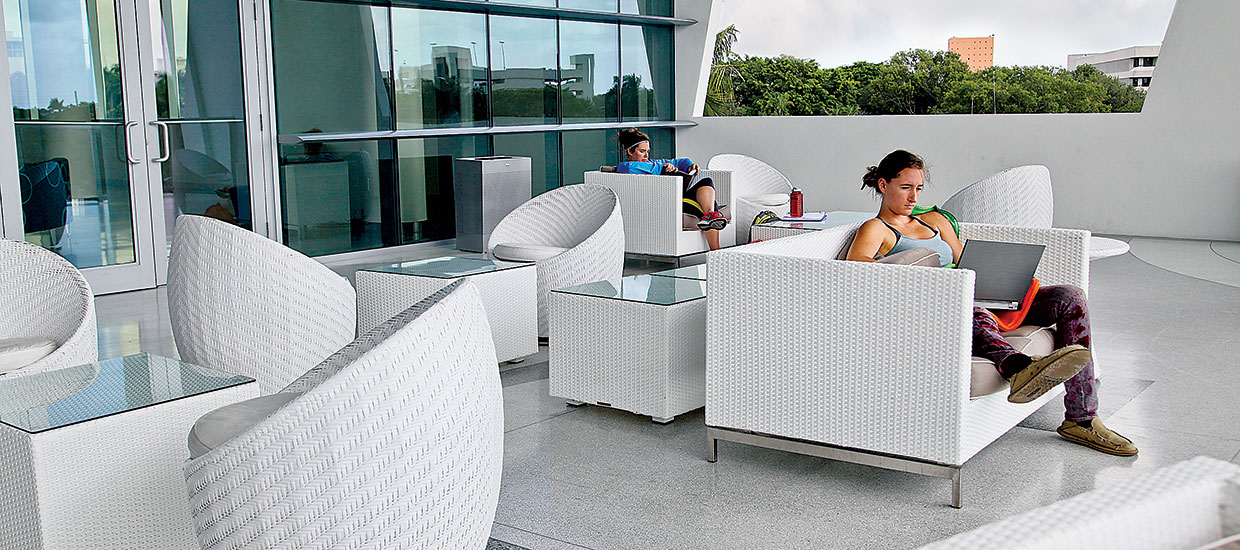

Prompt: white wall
[{"left": 675, "top": 0, "right": 1240, "bottom": 241}]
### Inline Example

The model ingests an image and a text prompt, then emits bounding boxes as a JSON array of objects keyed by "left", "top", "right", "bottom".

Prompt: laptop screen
[{"left": 956, "top": 240, "right": 1046, "bottom": 304}]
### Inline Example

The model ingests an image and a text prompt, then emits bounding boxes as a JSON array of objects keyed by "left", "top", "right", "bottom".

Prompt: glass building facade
[{"left": 270, "top": 0, "right": 680, "bottom": 256}]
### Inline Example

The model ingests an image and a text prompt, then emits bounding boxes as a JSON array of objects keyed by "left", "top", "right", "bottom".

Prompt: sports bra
[{"left": 877, "top": 216, "right": 955, "bottom": 267}]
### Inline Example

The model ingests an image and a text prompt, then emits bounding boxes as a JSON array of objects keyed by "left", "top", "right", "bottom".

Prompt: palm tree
[{"left": 703, "top": 25, "right": 740, "bottom": 116}]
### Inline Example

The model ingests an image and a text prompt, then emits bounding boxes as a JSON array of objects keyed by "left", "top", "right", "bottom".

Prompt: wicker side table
[
  {"left": 549, "top": 275, "right": 706, "bottom": 423},
  {"left": 0, "top": 354, "right": 256, "bottom": 550}
]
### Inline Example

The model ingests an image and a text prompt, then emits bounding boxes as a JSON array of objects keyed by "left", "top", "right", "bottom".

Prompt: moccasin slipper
[
  {"left": 1008, "top": 344, "right": 1091, "bottom": 403},
  {"left": 1057, "top": 418, "right": 1138, "bottom": 456}
]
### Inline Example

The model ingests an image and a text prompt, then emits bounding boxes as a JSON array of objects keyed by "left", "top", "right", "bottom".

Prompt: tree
[
  {"left": 1070, "top": 64, "right": 1145, "bottom": 112},
  {"left": 860, "top": 49, "right": 969, "bottom": 114},
  {"left": 704, "top": 24, "right": 741, "bottom": 116}
]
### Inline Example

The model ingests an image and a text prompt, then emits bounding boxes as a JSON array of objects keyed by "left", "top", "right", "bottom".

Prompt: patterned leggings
[{"left": 972, "top": 284, "right": 1098, "bottom": 422}]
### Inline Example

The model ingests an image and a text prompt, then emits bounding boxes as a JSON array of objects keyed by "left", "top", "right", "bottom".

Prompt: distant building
[
  {"left": 1068, "top": 45, "right": 1159, "bottom": 90},
  {"left": 948, "top": 36, "right": 994, "bottom": 71}
]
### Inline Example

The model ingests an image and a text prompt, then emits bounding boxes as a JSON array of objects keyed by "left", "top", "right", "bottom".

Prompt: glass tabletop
[
  {"left": 360, "top": 256, "right": 529, "bottom": 279},
  {"left": 0, "top": 353, "right": 254, "bottom": 434},
  {"left": 756, "top": 210, "right": 874, "bottom": 231},
  {"left": 649, "top": 264, "right": 706, "bottom": 280},
  {"left": 553, "top": 275, "right": 705, "bottom": 305}
]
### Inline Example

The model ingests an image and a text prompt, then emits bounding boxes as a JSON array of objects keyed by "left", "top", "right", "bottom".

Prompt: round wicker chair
[
  {"left": 167, "top": 215, "right": 356, "bottom": 394},
  {"left": 183, "top": 280, "right": 503, "bottom": 549},
  {"left": 707, "top": 154, "right": 794, "bottom": 244},
  {"left": 0, "top": 239, "right": 96, "bottom": 377},
  {"left": 942, "top": 165, "right": 1054, "bottom": 229},
  {"left": 487, "top": 184, "right": 624, "bottom": 337}
]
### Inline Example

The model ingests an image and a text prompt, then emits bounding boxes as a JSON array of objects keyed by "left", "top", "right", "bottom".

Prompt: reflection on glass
[
  {"left": 560, "top": 20, "right": 619, "bottom": 123},
  {"left": 365, "top": 256, "right": 527, "bottom": 278},
  {"left": 490, "top": 15, "right": 557, "bottom": 126},
  {"left": 560, "top": 129, "right": 615, "bottom": 186},
  {"left": 559, "top": 0, "right": 619, "bottom": 12},
  {"left": 15, "top": 124, "right": 135, "bottom": 268},
  {"left": 493, "top": 133, "right": 559, "bottom": 196},
  {"left": 620, "top": 0, "right": 672, "bottom": 16},
  {"left": 279, "top": 139, "right": 392, "bottom": 256},
  {"left": 620, "top": 25, "right": 672, "bottom": 121},
  {"left": 500, "top": 0, "right": 555, "bottom": 6},
  {"left": 149, "top": 0, "right": 245, "bottom": 120},
  {"left": 554, "top": 274, "right": 705, "bottom": 305},
  {"left": 271, "top": 0, "right": 391, "bottom": 135},
  {"left": 392, "top": 9, "right": 488, "bottom": 129},
  {"left": 396, "top": 136, "right": 491, "bottom": 243},
  {"left": 4, "top": 0, "right": 123, "bottom": 121},
  {"left": 159, "top": 123, "right": 251, "bottom": 249}
]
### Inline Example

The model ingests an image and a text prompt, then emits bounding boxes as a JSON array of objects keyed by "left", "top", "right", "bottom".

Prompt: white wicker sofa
[
  {"left": 705, "top": 221, "right": 1090, "bottom": 507},
  {"left": 584, "top": 169, "right": 734, "bottom": 258}
]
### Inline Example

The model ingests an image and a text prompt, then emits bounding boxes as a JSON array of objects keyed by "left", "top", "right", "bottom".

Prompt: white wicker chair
[
  {"left": 584, "top": 170, "right": 734, "bottom": 257},
  {"left": 942, "top": 165, "right": 1054, "bottom": 229},
  {"left": 0, "top": 239, "right": 97, "bottom": 377},
  {"left": 705, "top": 221, "right": 1090, "bottom": 507},
  {"left": 183, "top": 280, "right": 503, "bottom": 550},
  {"left": 918, "top": 456, "right": 1240, "bottom": 550},
  {"left": 487, "top": 183, "right": 624, "bottom": 337},
  {"left": 167, "top": 215, "right": 356, "bottom": 394},
  {"left": 707, "top": 154, "right": 794, "bottom": 244}
]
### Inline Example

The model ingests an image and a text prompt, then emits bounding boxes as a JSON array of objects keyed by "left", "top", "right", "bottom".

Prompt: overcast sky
[{"left": 717, "top": 0, "right": 1176, "bottom": 68}]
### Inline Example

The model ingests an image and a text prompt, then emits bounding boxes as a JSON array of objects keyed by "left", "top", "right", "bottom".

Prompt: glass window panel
[
  {"left": 271, "top": 1, "right": 391, "bottom": 135},
  {"left": 15, "top": 123, "right": 135, "bottom": 268},
  {"left": 559, "top": 0, "right": 618, "bottom": 12},
  {"left": 560, "top": 129, "right": 614, "bottom": 186},
  {"left": 5, "top": 0, "right": 123, "bottom": 121},
  {"left": 396, "top": 136, "right": 491, "bottom": 244},
  {"left": 620, "top": 0, "right": 672, "bottom": 16},
  {"left": 560, "top": 20, "right": 619, "bottom": 123},
  {"left": 493, "top": 132, "right": 559, "bottom": 196},
  {"left": 160, "top": 122, "right": 251, "bottom": 251},
  {"left": 620, "top": 25, "right": 672, "bottom": 121},
  {"left": 279, "top": 139, "right": 393, "bottom": 256},
  {"left": 149, "top": 0, "right": 245, "bottom": 120},
  {"left": 490, "top": 15, "right": 557, "bottom": 126},
  {"left": 391, "top": 9, "right": 488, "bottom": 130},
  {"left": 500, "top": 0, "right": 555, "bottom": 7}
]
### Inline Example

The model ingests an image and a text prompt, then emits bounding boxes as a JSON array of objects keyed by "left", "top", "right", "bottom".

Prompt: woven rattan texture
[
  {"left": 0, "top": 427, "right": 41, "bottom": 549},
  {"left": 0, "top": 239, "right": 97, "bottom": 377},
  {"left": 356, "top": 267, "right": 536, "bottom": 363},
  {"left": 960, "top": 223, "right": 1089, "bottom": 295},
  {"left": 488, "top": 184, "right": 624, "bottom": 337},
  {"left": 1, "top": 382, "right": 254, "bottom": 550},
  {"left": 167, "top": 216, "right": 357, "bottom": 394},
  {"left": 942, "top": 165, "right": 1054, "bottom": 229},
  {"left": 707, "top": 154, "right": 794, "bottom": 245},
  {"left": 585, "top": 170, "right": 733, "bottom": 256},
  {"left": 549, "top": 290, "right": 706, "bottom": 420},
  {"left": 184, "top": 281, "right": 503, "bottom": 550},
  {"left": 918, "top": 456, "right": 1240, "bottom": 550}
]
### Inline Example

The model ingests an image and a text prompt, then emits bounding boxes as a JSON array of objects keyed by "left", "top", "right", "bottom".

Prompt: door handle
[
  {"left": 124, "top": 121, "right": 141, "bottom": 164},
  {"left": 150, "top": 121, "right": 171, "bottom": 163}
]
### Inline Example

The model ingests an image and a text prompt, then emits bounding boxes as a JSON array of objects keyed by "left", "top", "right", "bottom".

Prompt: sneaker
[
  {"left": 1057, "top": 418, "right": 1138, "bottom": 456},
  {"left": 697, "top": 210, "right": 729, "bottom": 231},
  {"left": 1007, "top": 344, "right": 1091, "bottom": 403}
]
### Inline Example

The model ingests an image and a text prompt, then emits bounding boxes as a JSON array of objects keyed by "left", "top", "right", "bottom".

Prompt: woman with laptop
[{"left": 843, "top": 149, "right": 1137, "bottom": 457}]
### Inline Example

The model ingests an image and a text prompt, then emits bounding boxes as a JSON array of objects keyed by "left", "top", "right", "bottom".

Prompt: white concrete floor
[{"left": 93, "top": 237, "right": 1240, "bottom": 550}]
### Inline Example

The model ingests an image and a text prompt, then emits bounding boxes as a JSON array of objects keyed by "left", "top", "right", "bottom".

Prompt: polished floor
[{"left": 94, "top": 236, "right": 1240, "bottom": 550}]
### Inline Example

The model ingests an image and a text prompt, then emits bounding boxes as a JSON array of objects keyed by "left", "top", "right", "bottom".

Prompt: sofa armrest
[
  {"left": 706, "top": 243, "right": 975, "bottom": 465},
  {"left": 959, "top": 223, "right": 1090, "bottom": 293}
]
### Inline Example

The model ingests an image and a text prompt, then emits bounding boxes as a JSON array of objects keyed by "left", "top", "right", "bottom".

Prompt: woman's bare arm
[{"left": 845, "top": 219, "right": 889, "bottom": 262}]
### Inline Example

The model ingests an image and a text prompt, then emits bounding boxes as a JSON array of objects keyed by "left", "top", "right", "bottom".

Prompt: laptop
[{"left": 956, "top": 239, "right": 1046, "bottom": 310}]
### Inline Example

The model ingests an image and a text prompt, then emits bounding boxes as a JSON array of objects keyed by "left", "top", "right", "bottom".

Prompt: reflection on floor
[
  {"left": 93, "top": 237, "right": 1240, "bottom": 550},
  {"left": 1129, "top": 236, "right": 1240, "bottom": 288}
]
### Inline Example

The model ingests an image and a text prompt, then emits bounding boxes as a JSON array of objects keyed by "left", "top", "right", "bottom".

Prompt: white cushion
[
  {"left": 969, "top": 325, "right": 1056, "bottom": 398},
  {"left": 740, "top": 193, "right": 790, "bottom": 207},
  {"left": 492, "top": 242, "right": 568, "bottom": 262},
  {"left": 187, "top": 392, "right": 301, "bottom": 459},
  {"left": 0, "top": 337, "right": 59, "bottom": 374}
]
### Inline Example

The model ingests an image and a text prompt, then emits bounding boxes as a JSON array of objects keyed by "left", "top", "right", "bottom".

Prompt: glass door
[{"left": 0, "top": 0, "right": 258, "bottom": 293}]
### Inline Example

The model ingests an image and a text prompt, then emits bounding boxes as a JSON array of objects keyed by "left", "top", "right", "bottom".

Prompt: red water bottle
[{"left": 789, "top": 187, "right": 803, "bottom": 218}]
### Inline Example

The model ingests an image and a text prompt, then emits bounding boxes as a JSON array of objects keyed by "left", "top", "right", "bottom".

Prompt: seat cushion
[
  {"left": 0, "top": 337, "right": 59, "bottom": 374},
  {"left": 740, "top": 193, "right": 790, "bottom": 207},
  {"left": 188, "top": 392, "right": 301, "bottom": 459},
  {"left": 492, "top": 242, "right": 568, "bottom": 262},
  {"left": 970, "top": 325, "right": 1056, "bottom": 398}
]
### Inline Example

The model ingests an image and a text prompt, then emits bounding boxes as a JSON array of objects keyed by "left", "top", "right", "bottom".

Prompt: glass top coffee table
[
  {"left": 750, "top": 210, "right": 874, "bottom": 241},
  {"left": 649, "top": 263, "right": 707, "bottom": 281},
  {"left": 553, "top": 274, "right": 705, "bottom": 305},
  {"left": 0, "top": 353, "right": 257, "bottom": 549},
  {"left": 356, "top": 255, "right": 538, "bottom": 362}
]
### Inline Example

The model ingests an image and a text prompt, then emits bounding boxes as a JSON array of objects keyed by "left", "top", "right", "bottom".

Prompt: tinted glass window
[
  {"left": 493, "top": 133, "right": 560, "bottom": 196},
  {"left": 397, "top": 136, "right": 492, "bottom": 243},
  {"left": 490, "top": 15, "right": 557, "bottom": 126},
  {"left": 620, "top": 25, "right": 672, "bottom": 121},
  {"left": 560, "top": 20, "right": 619, "bottom": 123},
  {"left": 392, "top": 9, "right": 489, "bottom": 129}
]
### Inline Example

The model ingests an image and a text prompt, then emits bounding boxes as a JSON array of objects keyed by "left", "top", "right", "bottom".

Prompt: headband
[{"left": 625, "top": 139, "right": 649, "bottom": 152}]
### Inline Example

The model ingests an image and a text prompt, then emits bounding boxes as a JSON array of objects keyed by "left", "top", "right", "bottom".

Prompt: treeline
[{"left": 715, "top": 45, "right": 1145, "bottom": 116}]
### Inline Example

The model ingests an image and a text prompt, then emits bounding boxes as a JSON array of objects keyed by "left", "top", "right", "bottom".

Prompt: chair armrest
[
  {"left": 706, "top": 243, "right": 975, "bottom": 465},
  {"left": 959, "top": 223, "right": 1090, "bottom": 293}
]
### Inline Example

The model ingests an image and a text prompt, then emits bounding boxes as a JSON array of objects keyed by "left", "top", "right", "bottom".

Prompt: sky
[{"left": 716, "top": 0, "right": 1177, "bottom": 69}]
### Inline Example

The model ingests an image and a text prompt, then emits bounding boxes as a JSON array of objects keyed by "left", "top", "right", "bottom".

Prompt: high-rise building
[
  {"left": 948, "top": 35, "right": 994, "bottom": 71},
  {"left": 1068, "top": 45, "right": 1160, "bottom": 90}
]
